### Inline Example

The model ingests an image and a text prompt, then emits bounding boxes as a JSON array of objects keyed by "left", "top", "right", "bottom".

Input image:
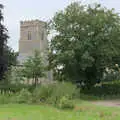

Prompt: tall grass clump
[
  {"left": 0, "top": 81, "right": 79, "bottom": 110},
  {"left": 31, "top": 82, "right": 78, "bottom": 109},
  {"left": 47, "top": 82, "right": 79, "bottom": 105},
  {"left": 31, "top": 84, "right": 54, "bottom": 103},
  {"left": 15, "top": 88, "right": 32, "bottom": 103}
]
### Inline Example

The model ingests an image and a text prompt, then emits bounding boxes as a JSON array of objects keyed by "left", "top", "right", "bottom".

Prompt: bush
[
  {"left": 31, "top": 82, "right": 79, "bottom": 105},
  {"left": 80, "top": 80, "right": 120, "bottom": 100},
  {"left": 0, "top": 91, "right": 14, "bottom": 104},
  {"left": 32, "top": 84, "right": 54, "bottom": 103},
  {"left": 16, "top": 89, "right": 32, "bottom": 103},
  {"left": 0, "top": 89, "right": 32, "bottom": 104},
  {"left": 58, "top": 96, "right": 74, "bottom": 109},
  {"left": 3, "top": 66, "right": 24, "bottom": 85},
  {"left": 47, "top": 82, "right": 78, "bottom": 105},
  {"left": 0, "top": 82, "right": 79, "bottom": 106}
]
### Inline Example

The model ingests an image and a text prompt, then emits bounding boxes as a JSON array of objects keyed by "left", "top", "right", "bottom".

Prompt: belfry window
[{"left": 28, "top": 31, "right": 32, "bottom": 40}]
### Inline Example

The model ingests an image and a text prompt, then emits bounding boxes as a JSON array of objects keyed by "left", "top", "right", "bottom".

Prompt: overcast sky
[{"left": 1, "top": 0, "right": 120, "bottom": 51}]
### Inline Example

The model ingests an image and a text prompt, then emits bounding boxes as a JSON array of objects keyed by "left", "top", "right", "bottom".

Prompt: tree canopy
[
  {"left": 0, "top": 4, "right": 18, "bottom": 80},
  {"left": 0, "top": 4, "right": 9, "bottom": 80},
  {"left": 49, "top": 2, "right": 120, "bottom": 88},
  {"left": 21, "top": 51, "right": 45, "bottom": 86}
]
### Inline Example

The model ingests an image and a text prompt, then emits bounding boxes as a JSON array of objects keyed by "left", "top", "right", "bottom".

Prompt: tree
[
  {"left": 0, "top": 4, "right": 9, "bottom": 80},
  {"left": 21, "top": 51, "right": 45, "bottom": 86},
  {"left": 0, "top": 4, "right": 18, "bottom": 81},
  {"left": 49, "top": 2, "right": 120, "bottom": 88},
  {"left": 4, "top": 46, "right": 18, "bottom": 66}
]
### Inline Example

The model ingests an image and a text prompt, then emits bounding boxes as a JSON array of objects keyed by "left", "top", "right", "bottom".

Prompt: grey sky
[{"left": 1, "top": 0, "right": 120, "bottom": 51}]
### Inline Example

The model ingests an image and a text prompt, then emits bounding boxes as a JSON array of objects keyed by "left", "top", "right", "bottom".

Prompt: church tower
[
  {"left": 18, "top": 19, "right": 53, "bottom": 81},
  {"left": 18, "top": 20, "right": 48, "bottom": 64}
]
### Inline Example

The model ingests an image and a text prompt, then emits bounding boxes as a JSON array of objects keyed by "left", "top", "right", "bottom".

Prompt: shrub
[
  {"left": 32, "top": 84, "right": 54, "bottom": 103},
  {"left": 47, "top": 82, "right": 78, "bottom": 105},
  {"left": 31, "top": 82, "right": 79, "bottom": 105},
  {"left": 3, "top": 66, "right": 24, "bottom": 85},
  {"left": 58, "top": 96, "right": 74, "bottom": 109},
  {"left": 0, "top": 91, "right": 14, "bottom": 104},
  {"left": 16, "top": 89, "right": 32, "bottom": 103}
]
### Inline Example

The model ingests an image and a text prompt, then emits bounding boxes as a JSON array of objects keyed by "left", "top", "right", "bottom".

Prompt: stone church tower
[
  {"left": 18, "top": 19, "right": 52, "bottom": 81},
  {"left": 18, "top": 20, "right": 48, "bottom": 64}
]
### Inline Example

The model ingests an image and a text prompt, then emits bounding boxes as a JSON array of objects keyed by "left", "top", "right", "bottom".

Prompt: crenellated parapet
[{"left": 20, "top": 19, "right": 46, "bottom": 27}]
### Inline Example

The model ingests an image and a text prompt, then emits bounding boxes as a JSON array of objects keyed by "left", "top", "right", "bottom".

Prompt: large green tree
[
  {"left": 49, "top": 2, "right": 120, "bottom": 88},
  {"left": 0, "top": 4, "right": 9, "bottom": 80},
  {"left": 0, "top": 4, "right": 18, "bottom": 80}
]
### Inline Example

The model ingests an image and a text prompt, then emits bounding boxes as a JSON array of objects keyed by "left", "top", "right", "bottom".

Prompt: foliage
[
  {"left": 58, "top": 96, "right": 74, "bottom": 109},
  {"left": 0, "top": 89, "right": 31, "bottom": 104},
  {"left": 48, "top": 2, "right": 120, "bottom": 88},
  {"left": 3, "top": 66, "right": 24, "bottom": 85},
  {"left": 0, "top": 82, "right": 78, "bottom": 105},
  {"left": 0, "top": 4, "right": 18, "bottom": 80},
  {"left": 15, "top": 89, "right": 32, "bottom": 103},
  {"left": 0, "top": 93, "right": 12, "bottom": 104},
  {"left": 80, "top": 80, "right": 120, "bottom": 100},
  {"left": 103, "top": 64, "right": 120, "bottom": 82},
  {"left": 31, "top": 82, "right": 78, "bottom": 105},
  {"left": 0, "top": 85, "right": 35, "bottom": 104},
  {"left": 4, "top": 47, "right": 18, "bottom": 67},
  {"left": 0, "top": 4, "right": 9, "bottom": 80},
  {"left": 0, "top": 83, "right": 34, "bottom": 93},
  {"left": 32, "top": 84, "right": 54, "bottom": 103},
  {"left": 47, "top": 82, "right": 78, "bottom": 105},
  {"left": 20, "top": 51, "right": 45, "bottom": 86}
]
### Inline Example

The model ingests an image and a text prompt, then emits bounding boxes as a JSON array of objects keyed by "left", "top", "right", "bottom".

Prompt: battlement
[{"left": 20, "top": 19, "right": 46, "bottom": 26}]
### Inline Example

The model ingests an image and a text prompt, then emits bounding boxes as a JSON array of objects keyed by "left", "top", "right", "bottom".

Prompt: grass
[
  {"left": 1, "top": 80, "right": 120, "bottom": 120},
  {"left": 0, "top": 101, "right": 120, "bottom": 120}
]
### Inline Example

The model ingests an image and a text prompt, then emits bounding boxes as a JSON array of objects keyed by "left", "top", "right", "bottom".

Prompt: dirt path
[{"left": 91, "top": 100, "right": 120, "bottom": 107}]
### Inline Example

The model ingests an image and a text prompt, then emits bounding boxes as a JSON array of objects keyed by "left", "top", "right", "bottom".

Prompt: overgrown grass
[
  {"left": 0, "top": 81, "right": 120, "bottom": 119},
  {"left": 0, "top": 102, "right": 120, "bottom": 120},
  {"left": 0, "top": 82, "right": 78, "bottom": 109}
]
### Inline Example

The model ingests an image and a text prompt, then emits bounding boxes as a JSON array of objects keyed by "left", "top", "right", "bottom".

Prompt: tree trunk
[{"left": 35, "top": 77, "right": 38, "bottom": 87}]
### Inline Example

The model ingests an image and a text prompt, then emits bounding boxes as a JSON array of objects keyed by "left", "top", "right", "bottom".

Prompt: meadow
[{"left": 0, "top": 102, "right": 120, "bottom": 120}]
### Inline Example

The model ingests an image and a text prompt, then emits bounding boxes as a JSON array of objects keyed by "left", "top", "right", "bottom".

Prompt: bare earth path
[{"left": 91, "top": 100, "right": 120, "bottom": 107}]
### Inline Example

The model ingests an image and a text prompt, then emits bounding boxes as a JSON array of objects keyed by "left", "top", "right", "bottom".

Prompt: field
[{"left": 0, "top": 102, "right": 120, "bottom": 120}]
